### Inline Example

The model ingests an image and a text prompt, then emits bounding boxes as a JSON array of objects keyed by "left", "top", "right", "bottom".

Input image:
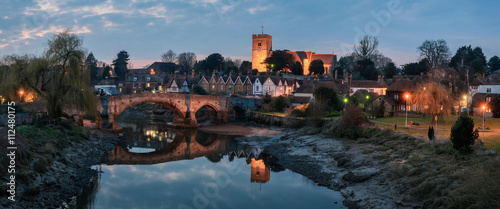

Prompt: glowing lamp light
[
  {"left": 366, "top": 95, "right": 370, "bottom": 99},
  {"left": 482, "top": 105, "right": 486, "bottom": 110},
  {"left": 463, "top": 95, "right": 467, "bottom": 100},
  {"left": 19, "top": 90, "right": 24, "bottom": 95},
  {"left": 405, "top": 94, "right": 409, "bottom": 99},
  {"left": 344, "top": 98, "right": 348, "bottom": 103}
]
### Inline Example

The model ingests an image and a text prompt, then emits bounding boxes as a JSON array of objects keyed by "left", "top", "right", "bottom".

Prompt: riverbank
[
  {"left": 0, "top": 123, "right": 120, "bottom": 208},
  {"left": 236, "top": 122, "right": 500, "bottom": 209},
  {"left": 198, "top": 123, "right": 282, "bottom": 136}
]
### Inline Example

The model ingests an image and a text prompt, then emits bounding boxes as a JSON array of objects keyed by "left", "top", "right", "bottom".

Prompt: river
[{"left": 76, "top": 121, "right": 345, "bottom": 209}]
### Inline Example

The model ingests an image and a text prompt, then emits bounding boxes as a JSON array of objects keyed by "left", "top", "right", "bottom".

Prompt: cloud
[
  {"left": 24, "top": 0, "right": 63, "bottom": 15},
  {"left": 138, "top": 4, "right": 183, "bottom": 24},
  {"left": 75, "top": 0, "right": 132, "bottom": 17},
  {"left": 248, "top": 5, "right": 271, "bottom": 15},
  {"left": 0, "top": 30, "right": 3, "bottom": 34}
]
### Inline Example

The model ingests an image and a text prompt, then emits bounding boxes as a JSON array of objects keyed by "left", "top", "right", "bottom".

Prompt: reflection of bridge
[
  {"left": 98, "top": 93, "right": 256, "bottom": 129},
  {"left": 103, "top": 130, "right": 264, "bottom": 165}
]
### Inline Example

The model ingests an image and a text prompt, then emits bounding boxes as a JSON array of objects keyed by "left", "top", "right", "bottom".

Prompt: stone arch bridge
[{"left": 98, "top": 93, "right": 256, "bottom": 129}]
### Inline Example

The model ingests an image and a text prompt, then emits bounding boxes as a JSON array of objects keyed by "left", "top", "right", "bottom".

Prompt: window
[
  {"left": 221, "top": 86, "right": 223, "bottom": 90},
  {"left": 147, "top": 77, "right": 151, "bottom": 81},
  {"left": 133, "top": 77, "right": 137, "bottom": 81},
  {"left": 247, "top": 86, "right": 249, "bottom": 90},
  {"left": 212, "top": 85, "right": 215, "bottom": 90},
  {"left": 256, "top": 86, "right": 259, "bottom": 91},
  {"left": 147, "top": 83, "right": 150, "bottom": 87},
  {"left": 118, "top": 83, "right": 123, "bottom": 86},
  {"left": 258, "top": 42, "right": 261, "bottom": 46},
  {"left": 486, "top": 96, "right": 491, "bottom": 102},
  {"left": 133, "top": 84, "right": 136, "bottom": 89},
  {"left": 238, "top": 86, "right": 240, "bottom": 90},
  {"left": 267, "top": 86, "right": 270, "bottom": 91},
  {"left": 394, "top": 94, "right": 399, "bottom": 100},
  {"left": 229, "top": 85, "right": 232, "bottom": 89},
  {"left": 487, "top": 88, "right": 492, "bottom": 93}
]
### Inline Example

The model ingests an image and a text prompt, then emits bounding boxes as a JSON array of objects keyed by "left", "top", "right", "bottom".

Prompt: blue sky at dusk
[{"left": 1, "top": 0, "right": 499, "bottom": 68}]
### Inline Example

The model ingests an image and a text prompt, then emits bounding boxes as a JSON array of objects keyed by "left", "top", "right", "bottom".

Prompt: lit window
[
  {"left": 486, "top": 97, "right": 491, "bottom": 102},
  {"left": 267, "top": 86, "right": 270, "bottom": 91},
  {"left": 147, "top": 83, "right": 150, "bottom": 87}
]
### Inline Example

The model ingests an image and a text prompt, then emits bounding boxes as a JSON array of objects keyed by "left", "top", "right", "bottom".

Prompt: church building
[{"left": 251, "top": 33, "right": 337, "bottom": 75}]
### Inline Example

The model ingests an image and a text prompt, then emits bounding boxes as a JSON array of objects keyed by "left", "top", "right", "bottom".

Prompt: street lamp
[
  {"left": 482, "top": 105, "right": 486, "bottom": 144},
  {"left": 344, "top": 98, "right": 348, "bottom": 113},
  {"left": 365, "top": 95, "right": 370, "bottom": 111},
  {"left": 405, "top": 93, "right": 409, "bottom": 128},
  {"left": 463, "top": 95, "right": 467, "bottom": 113}
]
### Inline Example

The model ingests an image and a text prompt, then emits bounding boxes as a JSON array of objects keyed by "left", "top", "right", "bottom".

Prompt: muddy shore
[
  {"left": 228, "top": 125, "right": 419, "bottom": 209},
  {"left": 0, "top": 128, "right": 120, "bottom": 209}
]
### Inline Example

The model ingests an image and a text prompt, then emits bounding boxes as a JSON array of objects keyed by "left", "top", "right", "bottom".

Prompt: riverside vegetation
[
  {"left": 249, "top": 101, "right": 500, "bottom": 208},
  {"left": 0, "top": 120, "right": 119, "bottom": 208}
]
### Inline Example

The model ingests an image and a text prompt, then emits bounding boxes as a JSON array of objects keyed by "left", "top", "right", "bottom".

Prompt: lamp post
[
  {"left": 482, "top": 105, "right": 486, "bottom": 144},
  {"left": 405, "top": 94, "right": 409, "bottom": 128},
  {"left": 365, "top": 95, "right": 370, "bottom": 112},
  {"left": 463, "top": 95, "right": 467, "bottom": 113},
  {"left": 344, "top": 98, "right": 348, "bottom": 113}
]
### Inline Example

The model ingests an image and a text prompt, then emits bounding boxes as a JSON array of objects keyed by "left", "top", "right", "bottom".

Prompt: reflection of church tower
[
  {"left": 250, "top": 158, "right": 270, "bottom": 183},
  {"left": 252, "top": 33, "right": 272, "bottom": 73}
]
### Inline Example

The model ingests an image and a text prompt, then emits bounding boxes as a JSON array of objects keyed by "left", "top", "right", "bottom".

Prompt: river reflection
[{"left": 76, "top": 122, "right": 345, "bottom": 209}]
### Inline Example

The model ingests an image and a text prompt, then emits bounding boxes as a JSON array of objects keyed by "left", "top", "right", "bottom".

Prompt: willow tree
[
  {"left": 412, "top": 80, "right": 453, "bottom": 122},
  {"left": 4, "top": 30, "right": 98, "bottom": 119}
]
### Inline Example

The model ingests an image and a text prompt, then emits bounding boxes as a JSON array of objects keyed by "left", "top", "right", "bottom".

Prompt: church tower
[{"left": 252, "top": 34, "right": 272, "bottom": 73}]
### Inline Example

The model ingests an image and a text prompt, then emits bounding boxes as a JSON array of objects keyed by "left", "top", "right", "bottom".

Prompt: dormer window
[{"left": 147, "top": 77, "right": 151, "bottom": 81}]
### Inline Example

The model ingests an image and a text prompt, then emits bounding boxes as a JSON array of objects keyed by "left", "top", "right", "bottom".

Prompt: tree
[
  {"left": 290, "top": 61, "right": 303, "bottom": 75},
  {"left": 354, "top": 59, "right": 379, "bottom": 80},
  {"left": 112, "top": 50, "right": 130, "bottom": 81},
  {"left": 313, "top": 86, "right": 341, "bottom": 112},
  {"left": 450, "top": 113, "right": 479, "bottom": 154},
  {"left": 177, "top": 52, "right": 196, "bottom": 74},
  {"left": 3, "top": 30, "right": 98, "bottom": 119},
  {"left": 102, "top": 65, "right": 111, "bottom": 79},
  {"left": 401, "top": 58, "right": 429, "bottom": 75},
  {"left": 202, "top": 53, "right": 225, "bottom": 74},
  {"left": 238, "top": 61, "right": 252, "bottom": 75},
  {"left": 309, "top": 59, "right": 324, "bottom": 75},
  {"left": 412, "top": 80, "right": 453, "bottom": 122},
  {"left": 383, "top": 62, "right": 398, "bottom": 78},
  {"left": 488, "top": 56, "right": 500, "bottom": 71},
  {"left": 86, "top": 52, "right": 99, "bottom": 84},
  {"left": 263, "top": 50, "right": 295, "bottom": 72},
  {"left": 354, "top": 35, "right": 379, "bottom": 60},
  {"left": 491, "top": 96, "right": 500, "bottom": 118},
  {"left": 450, "top": 45, "right": 487, "bottom": 75},
  {"left": 417, "top": 39, "right": 450, "bottom": 68},
  {"left": 161, "top": 50, "right": 177, "bottom": 63}
]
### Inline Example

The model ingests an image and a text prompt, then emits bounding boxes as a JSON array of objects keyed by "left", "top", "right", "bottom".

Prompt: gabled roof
[
  {"left": 387, "top": 77, "right": 415, "bottom": 92},
  {"left": 96, "top": 79, "right": 117, "bottom": 85},
  {"left": 350, "top": 80, "right": 388, "bottom": 88},
  {"left": 472, "top": 93, "right": 500, "bottom": 107},
  {"left": 311, "top": 54, "right": 335, "bottom": 65}
]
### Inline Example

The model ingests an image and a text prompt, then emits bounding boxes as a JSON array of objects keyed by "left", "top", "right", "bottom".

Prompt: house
[
  {"left": 291, "top": 77, "right": 348, "bottom": 106},
  {"left": 383, "top": 76, "right": 415, "bottom": 112},
  {"left": 350, "top": 75, "right": 388, "bottom": 95},
  {"left": 471, "top": 93, "right": 499, "bottom": 117}
]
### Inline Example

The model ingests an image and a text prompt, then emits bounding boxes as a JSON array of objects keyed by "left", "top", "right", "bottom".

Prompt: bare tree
[
  {"left": 417, "top": 39, "right": 450, "bottom": 68},
  {"left": 354, "top": 35, "right": 379, "bottom": 60},
  {"left": 177, "top": 52, "right": 196, "bottom": 74},
  {"left": 161, "top": 49, "right": 177, "bottom": 63}
]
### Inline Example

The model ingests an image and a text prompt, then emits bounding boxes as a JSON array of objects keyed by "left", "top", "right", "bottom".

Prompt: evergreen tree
[
  {"left": 450, "top": 113, "right": 479, "bottom": 154},
  {"left": 112, "top": 50, "right": 130, "bottom": 81}
]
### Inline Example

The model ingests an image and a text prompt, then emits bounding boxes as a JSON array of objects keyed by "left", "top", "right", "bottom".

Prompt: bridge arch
[
  {"left": 111, "top": 101, "right": 186, "bottom": 129},
  {"left": 228, "top": 104, "right": 246, "bottom": 122},
  {"left": 194, "top": 103, "right": 220, "bottom": 125}
]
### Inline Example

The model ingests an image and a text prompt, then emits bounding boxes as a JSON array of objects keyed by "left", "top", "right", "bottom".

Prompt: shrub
[
  {"left": 273, "top": 95, "right": 286, "bottom": 112},
  {"left": 325, "top": 110, "right": 340, "bottom": 117},
  {"left": 341, "top": 104, "right": 368, "bottom": 129},
  {"left": 191, "top": 84, "right": 209, "bottom": 95},
  {"left": 290, "top": 105, "right": 307, "bottom": 117},
  {"left": 450, "top": 113, "right": 478, "bottom": 154}
]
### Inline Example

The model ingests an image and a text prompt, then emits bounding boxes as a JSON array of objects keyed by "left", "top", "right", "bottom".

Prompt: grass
[{"left": 371, "top": 115, "right": 500, "bottom": 152}]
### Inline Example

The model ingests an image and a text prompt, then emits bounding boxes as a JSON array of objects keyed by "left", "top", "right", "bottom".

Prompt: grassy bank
[
  {"left": 324, "top": 121, "right": 500, "bottom": 209},
  {"left": 0, "top": 120, "right": 90, "bottom": 201},
  {"left": 371, "top": 116, "right": 500, "bottom": 151}
]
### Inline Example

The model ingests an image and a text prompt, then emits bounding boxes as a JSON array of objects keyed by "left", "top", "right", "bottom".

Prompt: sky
[{"left": 1, "top": 0, "right": 499, "bottom": 68}]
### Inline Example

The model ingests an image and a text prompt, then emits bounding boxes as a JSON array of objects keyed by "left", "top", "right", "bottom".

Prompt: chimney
[
  {"left": 348, "top": 74, "right": 352, "bottom": 93},
  {"left": 334, "top": 69, "right": 338, "bottom": 79},
  {"left": 344, "top": 71, "right": 349, "bottom": 83},
  {"left": 212, "top": 71, "right": 215, "bottom": 77},
  {"left": 191, "top": 70, "right": 195, "bottom": 77},
  {"left": 377, "top": 75, "right": 381, "bottom": 83}
]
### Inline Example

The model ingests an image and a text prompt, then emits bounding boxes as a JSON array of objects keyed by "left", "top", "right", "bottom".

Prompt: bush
[
  {"left": 450, "top": 113, "right": 478, "bottom": 154},
  {"left": 341, "top": 104, "right": 368, "bottom": 129},
  {"left": 325, "top": 110, "right": 340, "bottom": 117},
  {"left": 191, "top": 84, "right": 209, "bottom": 95},
  {"left": 290, "top": 105, "right": 307, "bottom": 117}
]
